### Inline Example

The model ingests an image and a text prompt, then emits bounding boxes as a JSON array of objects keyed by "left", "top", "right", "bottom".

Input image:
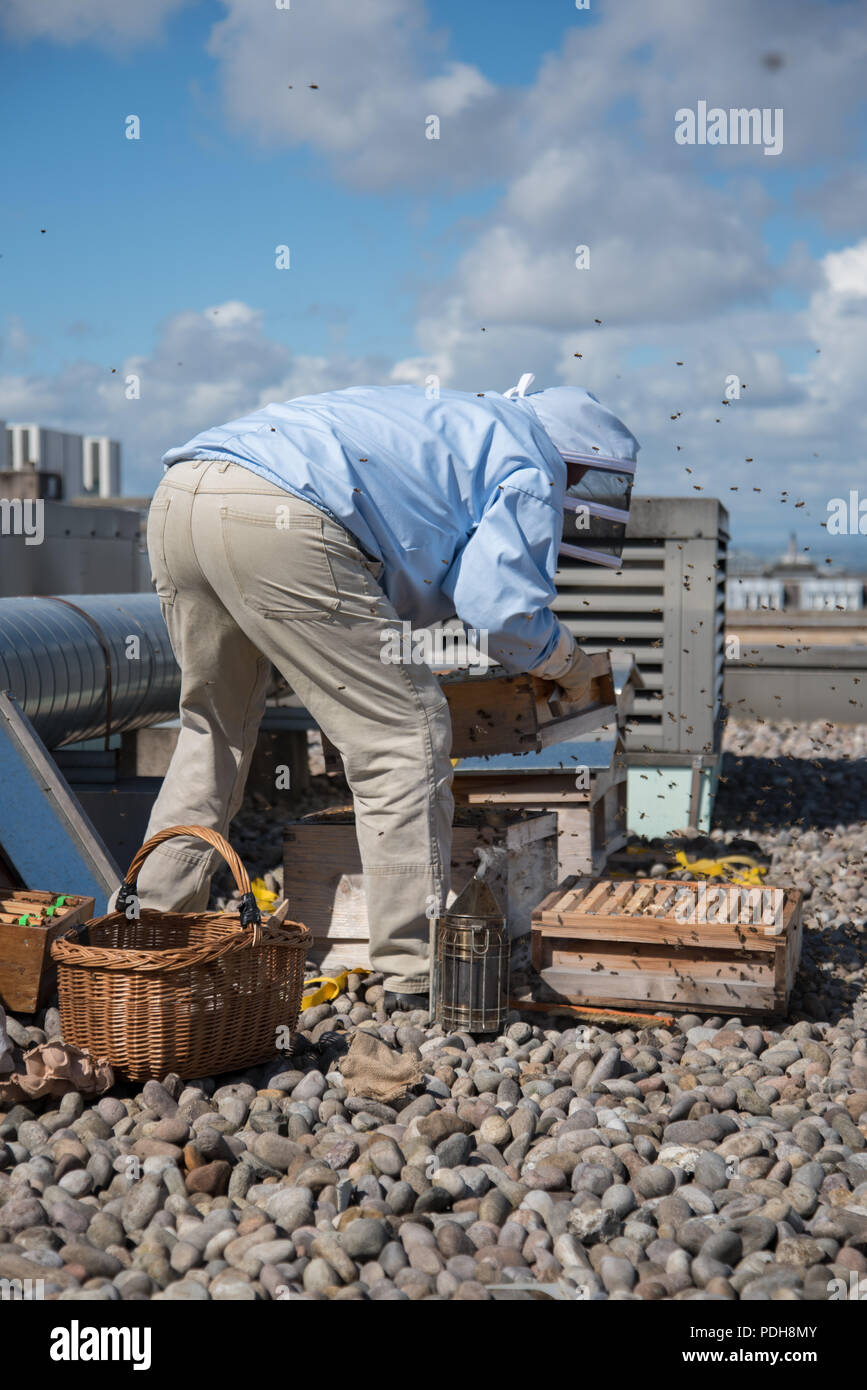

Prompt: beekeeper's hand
[{"left": 554, "top": 645, "right": 595, "bottom": 703}]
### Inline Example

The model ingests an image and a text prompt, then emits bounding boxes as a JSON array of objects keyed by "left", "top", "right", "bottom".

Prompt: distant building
[
  {"left": 726, "top": 576, "right": 785, "bottom": 610},
  {"left": 798, "top": 578, "right": 862, "bottom": 611},
  {"left": 8, "top": 425, "right": 82, "bottom": 496},
  {"left": 765, "top": 532, "right": 817, "bottom": 579},
  {"left": 727, "top": 532, "right": 865, "bottom": 612},
  {"left": 5, "top": 424, "right": 121, "bottom": 499},
  {"left": 82, "top": 436, "right": 121, "bottom": 498}
]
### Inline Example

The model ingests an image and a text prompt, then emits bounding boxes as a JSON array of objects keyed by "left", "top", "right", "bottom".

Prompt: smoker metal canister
[{"left": 433, "top": 874, "right": 509, "bottom": 1033}]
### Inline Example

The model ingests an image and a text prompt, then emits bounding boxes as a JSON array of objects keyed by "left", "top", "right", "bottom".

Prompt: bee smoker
[{"left": 433, "top": 871, "right": 509, "bottom": 1034}]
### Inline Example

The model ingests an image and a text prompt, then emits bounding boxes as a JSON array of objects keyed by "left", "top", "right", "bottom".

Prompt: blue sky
[
  {"left": 2, "top": 0, "right": 866, "bottom": 562},
  {"left": 2, "top": 0, "right": 552, "bottom": 371},
  {"left": 1, "top": 6, "right": 462, "bottom": 368}
]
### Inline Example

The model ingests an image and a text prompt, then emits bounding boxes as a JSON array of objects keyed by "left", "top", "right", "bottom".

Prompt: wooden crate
[
  {"left": 531, "top": 876, "right": 803, "bottom": 1018},
  {"left": 284, "top": 809, "right": 558, "bottom": 973},
  {"left": 441, "top": 652, "right": 616, "bottom": 758},
  {"left": 0, "top": 890, "right": 95, "bottom": 1013},
  {"left": 454, "top": 730, "right": 628, "bottom": 880}
]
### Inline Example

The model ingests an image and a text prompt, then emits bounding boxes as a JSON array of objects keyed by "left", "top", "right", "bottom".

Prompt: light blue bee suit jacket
[{"left": 163, "top": 383, "right": 638, "bottom": 672}]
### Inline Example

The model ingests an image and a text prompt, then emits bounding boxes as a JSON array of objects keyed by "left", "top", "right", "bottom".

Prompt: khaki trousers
[{"left": 140, "top": 458, "right": 453, "bottom": 993}]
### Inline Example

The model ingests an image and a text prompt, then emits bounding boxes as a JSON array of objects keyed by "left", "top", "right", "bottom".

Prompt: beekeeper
[{"left": 140, "top": 372, "right": 639, "bottom": 1010}]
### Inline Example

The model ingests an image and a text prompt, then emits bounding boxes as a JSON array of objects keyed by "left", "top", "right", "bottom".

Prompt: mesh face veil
[
  {"left": 560, "top": 453, "right": 636, "bottom": 568},
  {"left": 503, "top": 372, "right": 639, "bottom": 569}
]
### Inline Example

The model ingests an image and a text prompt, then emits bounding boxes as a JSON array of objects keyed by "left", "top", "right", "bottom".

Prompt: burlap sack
[{"left": 340, "top": 1028, "right": 422, "bottom": 1103}]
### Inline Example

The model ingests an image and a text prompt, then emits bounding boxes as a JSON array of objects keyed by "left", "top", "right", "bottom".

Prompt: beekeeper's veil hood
[{"left": 503, "top": 372, "right": 640, "bottom": 569}]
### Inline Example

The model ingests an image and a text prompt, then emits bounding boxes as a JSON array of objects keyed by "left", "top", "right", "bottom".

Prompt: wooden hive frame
[
  {"left": 441, "top": 652, "right": 616, "bottom": 758},
  {"left": 320, "top": 653, "right": 618, "bottom": 766},
  {"left": 531, "top": 875, "right": 803, "bottom": 1018}
]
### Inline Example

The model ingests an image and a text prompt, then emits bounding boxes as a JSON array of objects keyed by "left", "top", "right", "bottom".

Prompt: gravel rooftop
[{"left": 1, "top": 719, "right": 865, "bottom": 1302}]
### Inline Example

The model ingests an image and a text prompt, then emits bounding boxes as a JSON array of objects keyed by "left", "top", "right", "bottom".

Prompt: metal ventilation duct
[{"left": 0, "top": 594, "right": 180, "bottom": 748}]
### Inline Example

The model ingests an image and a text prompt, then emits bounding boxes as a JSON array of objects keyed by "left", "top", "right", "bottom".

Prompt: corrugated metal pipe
[{"left": 0, "top": 594, "right": 180, "bottom": 747}]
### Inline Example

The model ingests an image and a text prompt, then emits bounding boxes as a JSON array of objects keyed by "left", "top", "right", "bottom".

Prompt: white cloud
[
  {"left": 0, "top": 302, "right": 391, "bottom": 493},
  {"left": 800, "top": 170, "right": 867, "bottom": 236},
  {"left": 433, "top": 153, "right": 772, "bottom": 331},
  {"left": 0, "top": 316, "right": 37, "bottom": 363},
  {"left": 4, "top": 0, "right": 866, "bottom": 553},
  {"left": 203, "top": 0, "right": 867, "bottom": 188},
  {"left": 0, "top": 0, "right": 192, "bottom": 48},
  {"left": 822, "top": 243, "right": 867, "bottom": 299},
  {"left": 398, "top": 235, "right": 867, "bottom": 554},
  {"left": 1, "top": 249, "right": 864, "bottom": 551},
  {"left": 205, "top": 0, "right": 503, "bottom": 190}
]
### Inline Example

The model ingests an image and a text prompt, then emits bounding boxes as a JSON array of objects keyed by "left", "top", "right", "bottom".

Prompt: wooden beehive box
[
  {"left": 0, "top": 890, "right": 95, "bottom": 1013},
  {"left": 441, "top": 652, "right": 616, "bottom": 758},
  {"left": 531, "top": 876, "right": 803, "bottom": 1018},
  {"left": 449, "top": 654, "right": 640, "bottom": 879},
  {"left": 284, "top": 808, "right": 558, "bottom": 973},
  {"left": 453, "top": 730, "right": 627, "bottom": 880}
]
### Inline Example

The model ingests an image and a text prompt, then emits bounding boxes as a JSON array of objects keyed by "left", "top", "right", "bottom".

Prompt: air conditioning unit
[{"left": 555, "top": 496, "right": 729, "bottom": 834}]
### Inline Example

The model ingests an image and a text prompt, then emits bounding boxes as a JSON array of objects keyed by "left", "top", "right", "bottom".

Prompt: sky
[{"left": 1, "top": 0, "right": 867, "bottom": 563}]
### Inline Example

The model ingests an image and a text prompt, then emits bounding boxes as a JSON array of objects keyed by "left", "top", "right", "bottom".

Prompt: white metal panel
[{"left": 553, "top": 499, "right": 727, "bottom": 754}]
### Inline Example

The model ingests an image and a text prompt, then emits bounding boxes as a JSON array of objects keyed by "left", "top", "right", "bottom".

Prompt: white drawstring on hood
[{"left": 503, "top": 372, "right": 537, "bottom": 400}]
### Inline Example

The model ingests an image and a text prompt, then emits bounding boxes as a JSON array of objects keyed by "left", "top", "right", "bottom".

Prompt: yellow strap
[
  {"left": 251, "top": 876, "right": 279, "bottom": 911},
  {"left": 301, "top": 967, "right": 371, "bottom": 1011},
  {"left": 673, "top": 851, "right": 767, "bottom": 887}
]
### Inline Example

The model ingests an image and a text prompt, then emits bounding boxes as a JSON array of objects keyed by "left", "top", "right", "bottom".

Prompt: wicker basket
[{"left": 51, "top": 825, "right": 310, "bottom": 1081}]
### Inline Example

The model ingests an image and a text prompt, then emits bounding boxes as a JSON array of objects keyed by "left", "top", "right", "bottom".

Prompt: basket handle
[{"left": 115, "top": 825, "right": 261, "bottom": 930}]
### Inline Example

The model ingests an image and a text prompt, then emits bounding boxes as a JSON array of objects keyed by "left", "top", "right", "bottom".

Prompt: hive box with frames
[
  {"left": 319, "top": 651, "right": 618, "bottom": 762},
  {"left": 440, "top": 650, "right": 617, "bottom": 758},
  {"left": 531, "top": 876, "right": 803, "bottom": 1018}
]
